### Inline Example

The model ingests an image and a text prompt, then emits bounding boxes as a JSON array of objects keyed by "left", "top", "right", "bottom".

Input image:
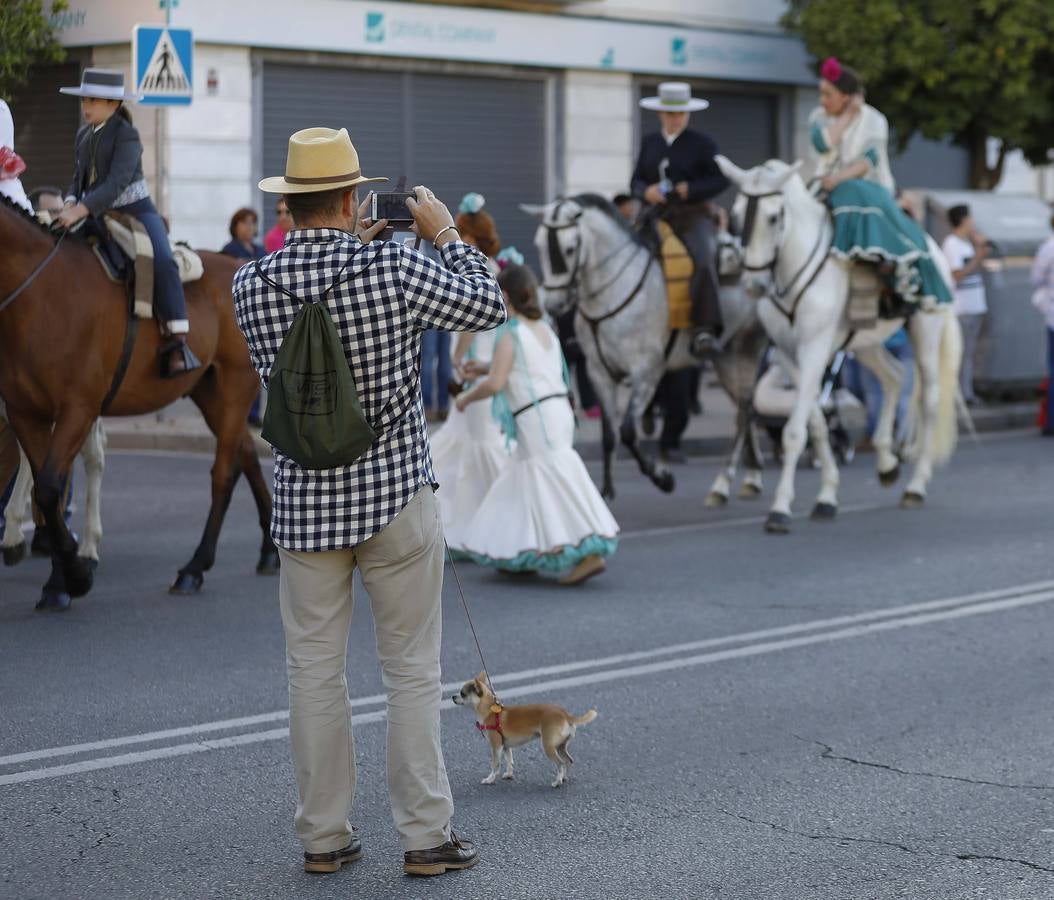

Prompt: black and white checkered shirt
[{"left": 233, "top": 227, "right": 506, "bottom": 551}]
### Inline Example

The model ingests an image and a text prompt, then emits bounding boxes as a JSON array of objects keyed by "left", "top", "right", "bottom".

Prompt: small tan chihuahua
[{"left": 452, "top": 673, "right": 598, "bottom": 788}]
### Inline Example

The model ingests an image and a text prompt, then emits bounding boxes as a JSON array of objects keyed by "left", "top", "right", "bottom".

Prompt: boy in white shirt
[{"left": 941, "top": 204, "right": 989, "bottom": 404}]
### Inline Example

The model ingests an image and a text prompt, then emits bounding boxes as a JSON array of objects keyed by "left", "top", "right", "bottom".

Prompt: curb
[{"left": 104, "top": 403, "right": 1040, "bottom": 460}]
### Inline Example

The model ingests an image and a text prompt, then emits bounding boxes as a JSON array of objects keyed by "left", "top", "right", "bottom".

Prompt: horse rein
[
  {"left": 0, "top": 228, "right": 68, "bottom": 315},
  {"left": 737, "top": 186, "right": 832, "bottom": 323}
]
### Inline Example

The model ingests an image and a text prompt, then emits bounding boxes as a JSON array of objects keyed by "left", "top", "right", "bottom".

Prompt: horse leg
[
  {"left": 738, "top": 408, "right": 764, "bottom": 500},
  {"left": 622, "top": 369, "right": 674, "bottom": 494},
  {"left": 706, "top": 426, "right": 744, "bottom": 508},
  {"left": 2, "top": 441, "right": 32, "bottom": 566},
  {"left": 856, "top": 343, "right": 904, "bottom": 486},
  {"left": 807, "top": 404, "right": 840, "bottom": 520},
  {"left": 78, "top": 419, "right": 106, "bottom": 565},
  {"left": 766, "top": 339, "right": 830, "bottom": 533},
  {"left": 171, "top": 377, "right": 247, "bottom": 594},
  {"left": 11, "top": 410, "right": 96, "bottom": 609},
  {"left": 902, "top": 312, "right": 946, "bottom": 507},
  {"left": 238, "top": 431, "right": 279, "bottom": 575},
  {"left": 590, "top": 372, "right": 621, "bottom": 501}
]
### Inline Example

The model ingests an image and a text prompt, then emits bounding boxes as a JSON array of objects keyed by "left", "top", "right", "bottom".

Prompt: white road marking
[
  {"left": 6, "top": 579, "right": 1050, "bottom": 770},
  {"left": 3, "top": 583, "right": 1053, "bottom": 787}
]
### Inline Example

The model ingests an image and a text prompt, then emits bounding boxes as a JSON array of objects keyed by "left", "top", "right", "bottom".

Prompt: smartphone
[{"left": 372, "top": 191, "right": 415, "bottom": 225}]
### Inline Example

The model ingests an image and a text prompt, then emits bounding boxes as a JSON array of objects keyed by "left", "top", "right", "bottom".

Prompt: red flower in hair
[
  {"left": 820, "top": 57, "right": 843, "bottom": 83},
  {"left": 0, "top": 146, "right": 26, "bottom": 181}
]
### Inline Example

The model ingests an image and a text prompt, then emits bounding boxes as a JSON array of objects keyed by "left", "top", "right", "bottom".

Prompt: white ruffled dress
[
  {"left": 458, "top": 319, "right": 618, "bottom": 572},
  {"left": 431, "top": 329, "right": 510, "bottom": 551}
]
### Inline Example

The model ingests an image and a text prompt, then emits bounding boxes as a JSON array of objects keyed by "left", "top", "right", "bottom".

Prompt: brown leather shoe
[
  {"left": 403, "top": 832, "right": 478, "bottom": 877},
  {"left": 303, "top": 832, "right": 363, "bottom": 874}
]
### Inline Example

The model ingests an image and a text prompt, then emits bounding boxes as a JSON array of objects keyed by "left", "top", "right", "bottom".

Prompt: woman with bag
[{"left": 1030, "top": 210, "right": 1054, "bottom": 436}]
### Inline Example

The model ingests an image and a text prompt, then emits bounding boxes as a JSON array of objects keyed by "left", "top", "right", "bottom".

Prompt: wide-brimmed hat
[
  {"left": 640, "top": 82, "right": 709, "bottom": 113},
  {"left": 59, "top": 68, "right": 139, "bottom": 101},
  {"left": 259, "top": 127, "right": 387, "bottom": 194}
]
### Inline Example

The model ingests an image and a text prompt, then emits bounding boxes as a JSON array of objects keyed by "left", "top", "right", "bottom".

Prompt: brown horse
[{"left": 0, "top": 195, "right": 278, "bottom": 610}]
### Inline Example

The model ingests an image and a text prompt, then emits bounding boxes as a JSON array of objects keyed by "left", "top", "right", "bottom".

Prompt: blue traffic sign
[{"left": 133, "top": 25, "right": 193, "bottom": 106}]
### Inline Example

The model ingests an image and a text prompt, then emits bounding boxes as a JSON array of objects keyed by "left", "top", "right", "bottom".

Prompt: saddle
[
  {"left": 846, "top": 263, "right": 909, "bottom": 330},
  {"left": 655, "top": 220, "right": 694, "bottom": 330},
  {"left": 66, "top": 212, "right": 204, "bottom": 320}
]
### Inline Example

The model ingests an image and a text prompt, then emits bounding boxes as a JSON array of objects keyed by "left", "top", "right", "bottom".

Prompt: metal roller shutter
[
  {"left": 639, "top": 84, "right": 779, "bottom": 209},
  {"left": 10, "top": 62, "right": 86, "bottom": 197},
  {"left": 261, "top": 62, "right": 547, "bottom": 264}
]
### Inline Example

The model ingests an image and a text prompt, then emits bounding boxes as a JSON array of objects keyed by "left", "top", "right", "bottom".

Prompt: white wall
[
  {"left": 167, "top": 45, "right": 254, "bottom": 250},
  {"left": 562, "top": 70, "right": 635, "bottom": 198}
]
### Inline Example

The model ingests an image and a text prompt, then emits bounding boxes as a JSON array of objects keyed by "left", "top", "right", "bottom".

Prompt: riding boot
[{"left": 160, "top": 334, "right": 202, "bottom": 378}]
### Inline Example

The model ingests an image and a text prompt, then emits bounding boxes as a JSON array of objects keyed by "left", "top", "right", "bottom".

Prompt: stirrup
[
  {"left": 159, "top": 337, "right": 202, "bottom": 379},
  {"left": 689, "top": 330, "right": 719, "bottom": 360}
]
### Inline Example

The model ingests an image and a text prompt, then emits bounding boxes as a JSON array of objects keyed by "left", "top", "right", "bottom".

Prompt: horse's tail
[{"left": 904, "top": 306, "right": 962, "bottom": 467}]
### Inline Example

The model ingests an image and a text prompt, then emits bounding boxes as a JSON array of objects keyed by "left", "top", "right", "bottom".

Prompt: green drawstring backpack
[{"left": 254, "top": 250, "right": 381, "bottom": 469}]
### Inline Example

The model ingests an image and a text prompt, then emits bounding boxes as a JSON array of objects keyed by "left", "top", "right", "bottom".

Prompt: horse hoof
[
  {"left": 2, "top": 541, "right": 27, "bottom": 567},
  {"left": 764, "top": 512, "right": 792, "bottom": 534},
  {"left": 654, "top": 471, "right": 676, "bottom": 493},
  {"left": 878, "top": 464, "right": 901, "bottom": 487},
  {"left": 900, "top": 491, "right": 925, "bottom": 509},
  {"left": 35, "top": 590, "right": 72, "bottom": 612},
  {"left": 704, "top": 491, "right": 728, "bottom": 508},
  {"left": 169, "top": 570, "right": 204, "bottom": 595},
  {"left": 737, "top": 483, "right": 762, "bottom": 500},
  {"left": 64, "top": 558, "right": 94, "bottom": 598},
  {"left": 256, "top": 549, "right": 281, "bottom": 576},
  {"left": 811, "top": 502, "right": 838, "bottom": 521}
]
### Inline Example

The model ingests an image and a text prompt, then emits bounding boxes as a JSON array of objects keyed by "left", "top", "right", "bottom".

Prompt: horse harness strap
[
  {"left": 577, "top": 254, "right": 656, "bottom": 383},
  {"left": 100, "top": 282, "right": 139, "bottom": 415},
  {"left": 0, "top": 230, "right": 68, "bottom": 316}
]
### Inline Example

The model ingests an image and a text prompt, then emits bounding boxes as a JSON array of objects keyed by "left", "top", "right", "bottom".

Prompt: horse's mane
[
  {"left": 569, "top": 193, "right": 641, "bottom": 243},
  {"left": 0, "top": 191, "right": 61, "bottom": 243}
]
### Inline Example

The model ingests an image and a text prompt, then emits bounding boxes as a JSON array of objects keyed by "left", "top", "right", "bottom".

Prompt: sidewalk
[{"left": 102, "top": 380, "right": 1040, "bottom": 461}]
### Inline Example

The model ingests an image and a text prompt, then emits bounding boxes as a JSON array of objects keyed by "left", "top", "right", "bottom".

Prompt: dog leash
[{"left": 445, "top": 541, "right": 503, "bottom": 711}]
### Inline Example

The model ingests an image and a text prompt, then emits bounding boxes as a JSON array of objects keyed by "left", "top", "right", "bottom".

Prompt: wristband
[{"left": 433, "top": 225, "right": 459, "bottom": 249}]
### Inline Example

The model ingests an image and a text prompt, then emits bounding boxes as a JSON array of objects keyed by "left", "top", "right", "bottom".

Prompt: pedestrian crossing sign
[{"left": 133, "top": 25, "right": 193, "bottom": 105}]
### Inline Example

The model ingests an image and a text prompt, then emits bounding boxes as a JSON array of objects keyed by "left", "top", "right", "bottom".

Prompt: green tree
[
  {"left": 0, "top": 0, "right": 68, "bottom": 100},
  {"left": 783, "top": 0, "right": 1054, "bottom": 189}
]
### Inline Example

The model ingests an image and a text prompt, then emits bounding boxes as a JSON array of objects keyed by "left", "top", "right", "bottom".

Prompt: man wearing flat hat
[
  {"left": 631, "top": 82, "right": 729, "bottom": 358},
  {"left": 233, "top": 127, "right": 505, "bottom": 877}
]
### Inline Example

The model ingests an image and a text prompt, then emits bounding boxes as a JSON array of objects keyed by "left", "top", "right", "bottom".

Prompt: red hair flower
[
  {"left": 0, "top": 147, "right": 26, "bottom": 181},
  {"left": 820, "top": 57, "right": 843, "bottom": 83}
]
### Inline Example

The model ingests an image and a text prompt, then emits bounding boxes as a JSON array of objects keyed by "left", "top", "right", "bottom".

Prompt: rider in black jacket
[{"left": 631, "top": 83, "right": 728, "bottom": 358}]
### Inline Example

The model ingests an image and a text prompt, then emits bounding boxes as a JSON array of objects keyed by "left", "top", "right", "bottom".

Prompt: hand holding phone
[{"left": 404, "top": 186, "right": 457, "bottom": 246}]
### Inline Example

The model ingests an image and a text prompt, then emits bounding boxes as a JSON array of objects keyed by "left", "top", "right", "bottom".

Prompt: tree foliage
[
  {"left": 0, "top": 0, "right": 67, "bottom": 101},
  {"left": 782, "top": 0, "right": 1054, "bottom": 189}
]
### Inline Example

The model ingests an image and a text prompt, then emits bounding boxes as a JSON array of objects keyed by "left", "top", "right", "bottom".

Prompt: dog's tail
[{"left": 571, "top": 710, "right": 598, "bottom": 726}]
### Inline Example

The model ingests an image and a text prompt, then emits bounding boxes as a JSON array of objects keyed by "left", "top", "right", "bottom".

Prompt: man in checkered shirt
[{"left": 233, "top": 127, "right": 505, "bottom": 878}]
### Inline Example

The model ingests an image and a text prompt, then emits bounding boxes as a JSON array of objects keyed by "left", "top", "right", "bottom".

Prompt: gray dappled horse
[{"left": 523, "top": 194, "right": 768, "bottom": 503}]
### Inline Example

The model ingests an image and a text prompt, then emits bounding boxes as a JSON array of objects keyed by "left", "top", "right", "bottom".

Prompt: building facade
[{"left": 11, "top": 0, "right": 1046, "bottom": 256}]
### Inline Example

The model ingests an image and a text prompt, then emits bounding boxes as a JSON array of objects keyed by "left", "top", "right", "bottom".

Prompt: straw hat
[
  {"left": 639, "top": 82, "right": 709, "bottom": 113},
  {"left": 259, "top": 127, "right": 387, "bottom": 194},
  {"left": 59, "top": 68, "right": 139, "bottom": 101}
]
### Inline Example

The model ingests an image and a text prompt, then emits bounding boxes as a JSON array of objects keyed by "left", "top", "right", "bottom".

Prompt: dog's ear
[{"left": 476, "top": 671, "right": 488, "bottom": 688}]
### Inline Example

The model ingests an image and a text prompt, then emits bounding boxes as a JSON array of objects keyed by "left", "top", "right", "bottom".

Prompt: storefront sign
[{"left": 54, "top": 0, "right": 813, "bottom": 85}]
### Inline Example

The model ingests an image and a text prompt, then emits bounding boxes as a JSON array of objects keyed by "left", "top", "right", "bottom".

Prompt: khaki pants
[{"left": 277, "top": 487, "right": 453, "bottom": 854}]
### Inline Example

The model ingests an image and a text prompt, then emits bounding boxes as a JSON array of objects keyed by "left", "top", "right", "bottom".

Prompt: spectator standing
[
  {"left": 222, "top": 207, "right": 265, "bottom": 260},
  {"left": 233, "top": 127, "right": 505, "bottom": 876},
  {"left": 1030, "top": 210, "right": 1054, "bottom": 436},
  {"left": 941, "top": 204, "right": 989, "bottom": 405},
  {"left": 264, "top": 197, "right": 293, "bottom": 252}
]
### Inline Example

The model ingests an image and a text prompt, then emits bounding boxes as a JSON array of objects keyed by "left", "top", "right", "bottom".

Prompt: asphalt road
[{"left": 1, "top": 431, "right": 1053, "bottom": 900}]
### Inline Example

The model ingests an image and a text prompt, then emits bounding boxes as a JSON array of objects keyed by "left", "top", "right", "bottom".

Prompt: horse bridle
[
  {"left": 736, "top": 186, "right": 832, "bottom": 321},
  {"left": 540, "top": 201, "right": 655, "bottom": 382}
]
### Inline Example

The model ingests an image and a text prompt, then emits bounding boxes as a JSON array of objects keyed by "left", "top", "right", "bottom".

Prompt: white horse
[
  {"left": 1, "top": 407, "right": 106, "bottom": 566},
  {"left": 524, "top": 194, "right": 768, "bottom": 503},
  {"left": 714, "top": 157, "right": 961, "bottom": 533}
]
